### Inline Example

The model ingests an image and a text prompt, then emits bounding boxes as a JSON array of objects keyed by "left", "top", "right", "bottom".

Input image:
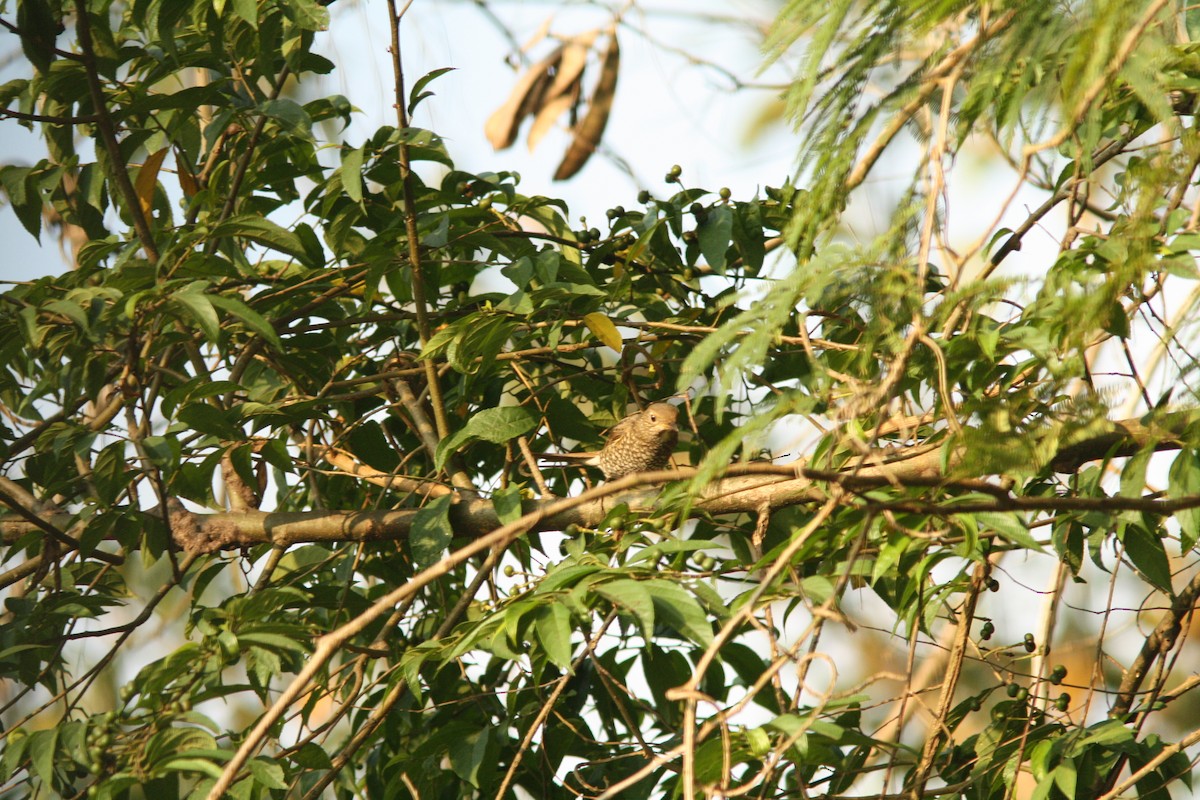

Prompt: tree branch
[
  {"left": 73, "top": 0, "right": 158, "bottom": 264},
  {"left": 388, "top": 0, "right": 449, "bottom": 438}
]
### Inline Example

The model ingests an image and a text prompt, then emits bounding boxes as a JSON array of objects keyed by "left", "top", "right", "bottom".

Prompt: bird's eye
[{"left": 649, "top": 413, "right": 657, "bottom": 422}]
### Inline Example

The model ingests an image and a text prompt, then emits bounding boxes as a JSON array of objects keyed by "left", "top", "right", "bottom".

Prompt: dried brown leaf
[
  {"left": 547, "top": 32, "right": 595, "bottom": 98},
  {"left": 177, "top": 155, "right": 199, "bottom": 198},
  {"left": 135, "top": 147, "right": 168, "bottom": 218},
  {"left": 485, "top": 45, "right": 564, "bottom": 151},
  {"left": 528, "top": 82, "right": 580, "bottom": 153},
  {"left": 526, "top": 33, "right": 595, "bottom": 152},
  {"left": 554, "top": 31, "right": 620, "bottom": 180}
]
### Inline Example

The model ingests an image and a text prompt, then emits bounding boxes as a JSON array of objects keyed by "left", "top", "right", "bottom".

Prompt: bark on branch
[{"left": 2, "top": 412, "right": 1195, "bottom": 553}]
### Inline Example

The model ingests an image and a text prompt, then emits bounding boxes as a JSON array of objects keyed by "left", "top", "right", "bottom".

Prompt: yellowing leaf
[
  {"left": 177, "top": 158, "right": 199, "bottom": 198},
  {"left": 583, "top": 312, "right": 622, "bottom": 353},
  {"left": 135, "top": 147, "right": 168, "bottom": 219}
]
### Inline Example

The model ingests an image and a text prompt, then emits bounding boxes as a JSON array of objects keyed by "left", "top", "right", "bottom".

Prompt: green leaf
[
  {"left": 1168, "top": 451, "right": 1200, "bottom": 552},
  {"left": 410, "top": 494, "right": 454, "bottom": 568},
  {"left": 643, "top": 580, "right": 714, "bottom": 648},
  {"left": 172, "top": 282, "right": 221, "bottom": 342},
  {"left": 492, "top": 484, "right": 525, "bottom": 525},
  {"left": 260, "top": 98, "right": 312, "bottom": 135},
  {"left": 1119, "top": 447, "right": 1152, "bottom": 499},
  {"left": 209, "top": 215, "right": 317, "bottom": 267},
  {"left": 594, "top": 579, "right": 655, "bottom": 641},
  {"left": 1119, "top": 520, "right": 1172, "bottom": 594},
  {"left": 697, "top": 205, "right": 734, "bottom": 272},
  {"left": 28, "top": 727, "right": 56, "bottom": 787},
  {"left": 247, "top": 757, "right": 287, "bottom": 790},
  {"left": 1079, "top": 719, "right": 1134, "bottom": 747},
  {"left": 434, "top": 406, "right": 538, "bottom": 470},
  {"left": 976, "top": 511, "right": 1042, "bottom": 552},
  {"left": 534, "top": 604, "right": 573, "bottom": 669},
  {"left": 177, "top": 403, "right": 242, "bottom": 440},
  {"left": 341, "top": 145, "right": 364, "bottom": 204},
  {"left": 232, "top": 0, "right": 258, "bottom": 27},
  {"left": 292, "top": 743, "right": 332, "bottom": 770},
  {"left": 409, "top": 67, "right": 455, "bottom": 115},
  {"left": 286, "top": 0, "right": 330, "bottom": 30},
  {"left": 207, "top": 294, "right": 282, "bottom": 349},
  {"left": 1053, "top": 759, "right": 1077, "bottom": 799},
  {"left": 629, "top": 539, "right": 723, "bottom": 564},
  {"left": 17, "top": 0, "right": 57, "bottom": 74},
  {"left": 448, "top": 728, "right": 489, "bottom": 788},
  {"left": 159, "top": 757, "right": 226, "bottom": 780}
]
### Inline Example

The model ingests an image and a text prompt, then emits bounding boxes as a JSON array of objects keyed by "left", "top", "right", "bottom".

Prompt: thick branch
[{"left": 4, "top": 412, "right": 1195, "bottom": 552}]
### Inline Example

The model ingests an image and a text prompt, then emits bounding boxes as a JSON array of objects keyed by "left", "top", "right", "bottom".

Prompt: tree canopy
[{"left": 2, "top": 1, "right": 1200, "bottom": 799}]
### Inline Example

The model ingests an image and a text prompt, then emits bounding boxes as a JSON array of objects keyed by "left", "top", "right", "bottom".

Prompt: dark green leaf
[
  {"left": 697, "top": 205, "right": 734, "bottom": 272},
  {"left": 1119, "top": 521, "right": 1172, "bottom": 594},
  {"left": 410, "top": 67, "right": 455, "bottom": 115},
  {"left": 209, "top": 215, "right": 316, "bottom": 267}
]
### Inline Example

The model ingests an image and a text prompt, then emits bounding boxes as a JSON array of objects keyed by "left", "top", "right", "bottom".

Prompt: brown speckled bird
[{"left": 592, "top": 403, "right": 679, "bottom": 480}]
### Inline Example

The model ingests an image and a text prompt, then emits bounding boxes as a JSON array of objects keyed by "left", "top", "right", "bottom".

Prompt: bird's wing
[{"left": 605, "top": 412, "right": 639, "bottom": 442}]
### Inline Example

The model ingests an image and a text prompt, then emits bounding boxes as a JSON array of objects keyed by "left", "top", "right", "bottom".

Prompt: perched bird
[{"left": 593, "top": 402, "right": 679, "bottom": 480}]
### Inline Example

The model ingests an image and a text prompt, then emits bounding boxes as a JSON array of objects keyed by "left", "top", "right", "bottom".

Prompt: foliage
[{"left": 1, "top": 1, "right": 1200, "bottom": 799}]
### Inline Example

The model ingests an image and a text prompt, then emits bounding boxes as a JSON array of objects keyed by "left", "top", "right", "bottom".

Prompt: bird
[{"left": 592, "top": 402, "right": 679, "bottom": 480}]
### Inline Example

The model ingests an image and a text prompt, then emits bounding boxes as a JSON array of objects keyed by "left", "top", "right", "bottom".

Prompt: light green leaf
[
  {"left": 232, "top": 0, "right": 257, "bottom": 27},
  {"left": 1119, "top": 520, "right": 1172, "bottom": 594},
  {"left": 286, "top": 0, "right": 330, "bottom": 30},
  {"left": 207, "top": 294, "right": 282, "bottom": 349},
  {"left": 1168, "top": 451, "right": 1200, "bottom": 552},
  {"left": 643, "top": 580, "right": 713, "bottom": 648},
  {"left": 411, "top": 494, "right": 454, "bottom": 568},
  {"left": 434, "top": 406, "right": 538, "bottom": 470},
  {"left": 171, "top": 282, "right": 221, "bottom": 342},
  {"left": 595, "top": 579, "right": 655, "bottom": 642},
  {"left": 340, "top": 145, "right": 364, "bottom": 204},
  {"left": 1119, "top": 447, "right": 1152, "bottom": 499},
  {"left": 28, "top": 727, "right": 56, "bottom": 787},
  {"left": 259, "top": 98, "right": 312, "bottom": 135},
  {"left": 534, "top": 604, "right": 573, "bottom": 669},
  {"left": 159, "top": 757, "right": 226, "bottom": 780},
  {"left": 209, "top": 215, "right": 315, "bottom": 267},
  {"left": 491, "top": 484, "right": 525, "bottom": 525},
  {"left": 247, "top": 757, "right": 287, "bottom": 790},
  {"left": 44, "top": 299, "right": 88, "bottom": 331},
  {"left": 977, "top": 511, "right": 1042, "bottom": 552},
  {"left": 1053, "top": 759, "right": 1077, "bottom": 799}
]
